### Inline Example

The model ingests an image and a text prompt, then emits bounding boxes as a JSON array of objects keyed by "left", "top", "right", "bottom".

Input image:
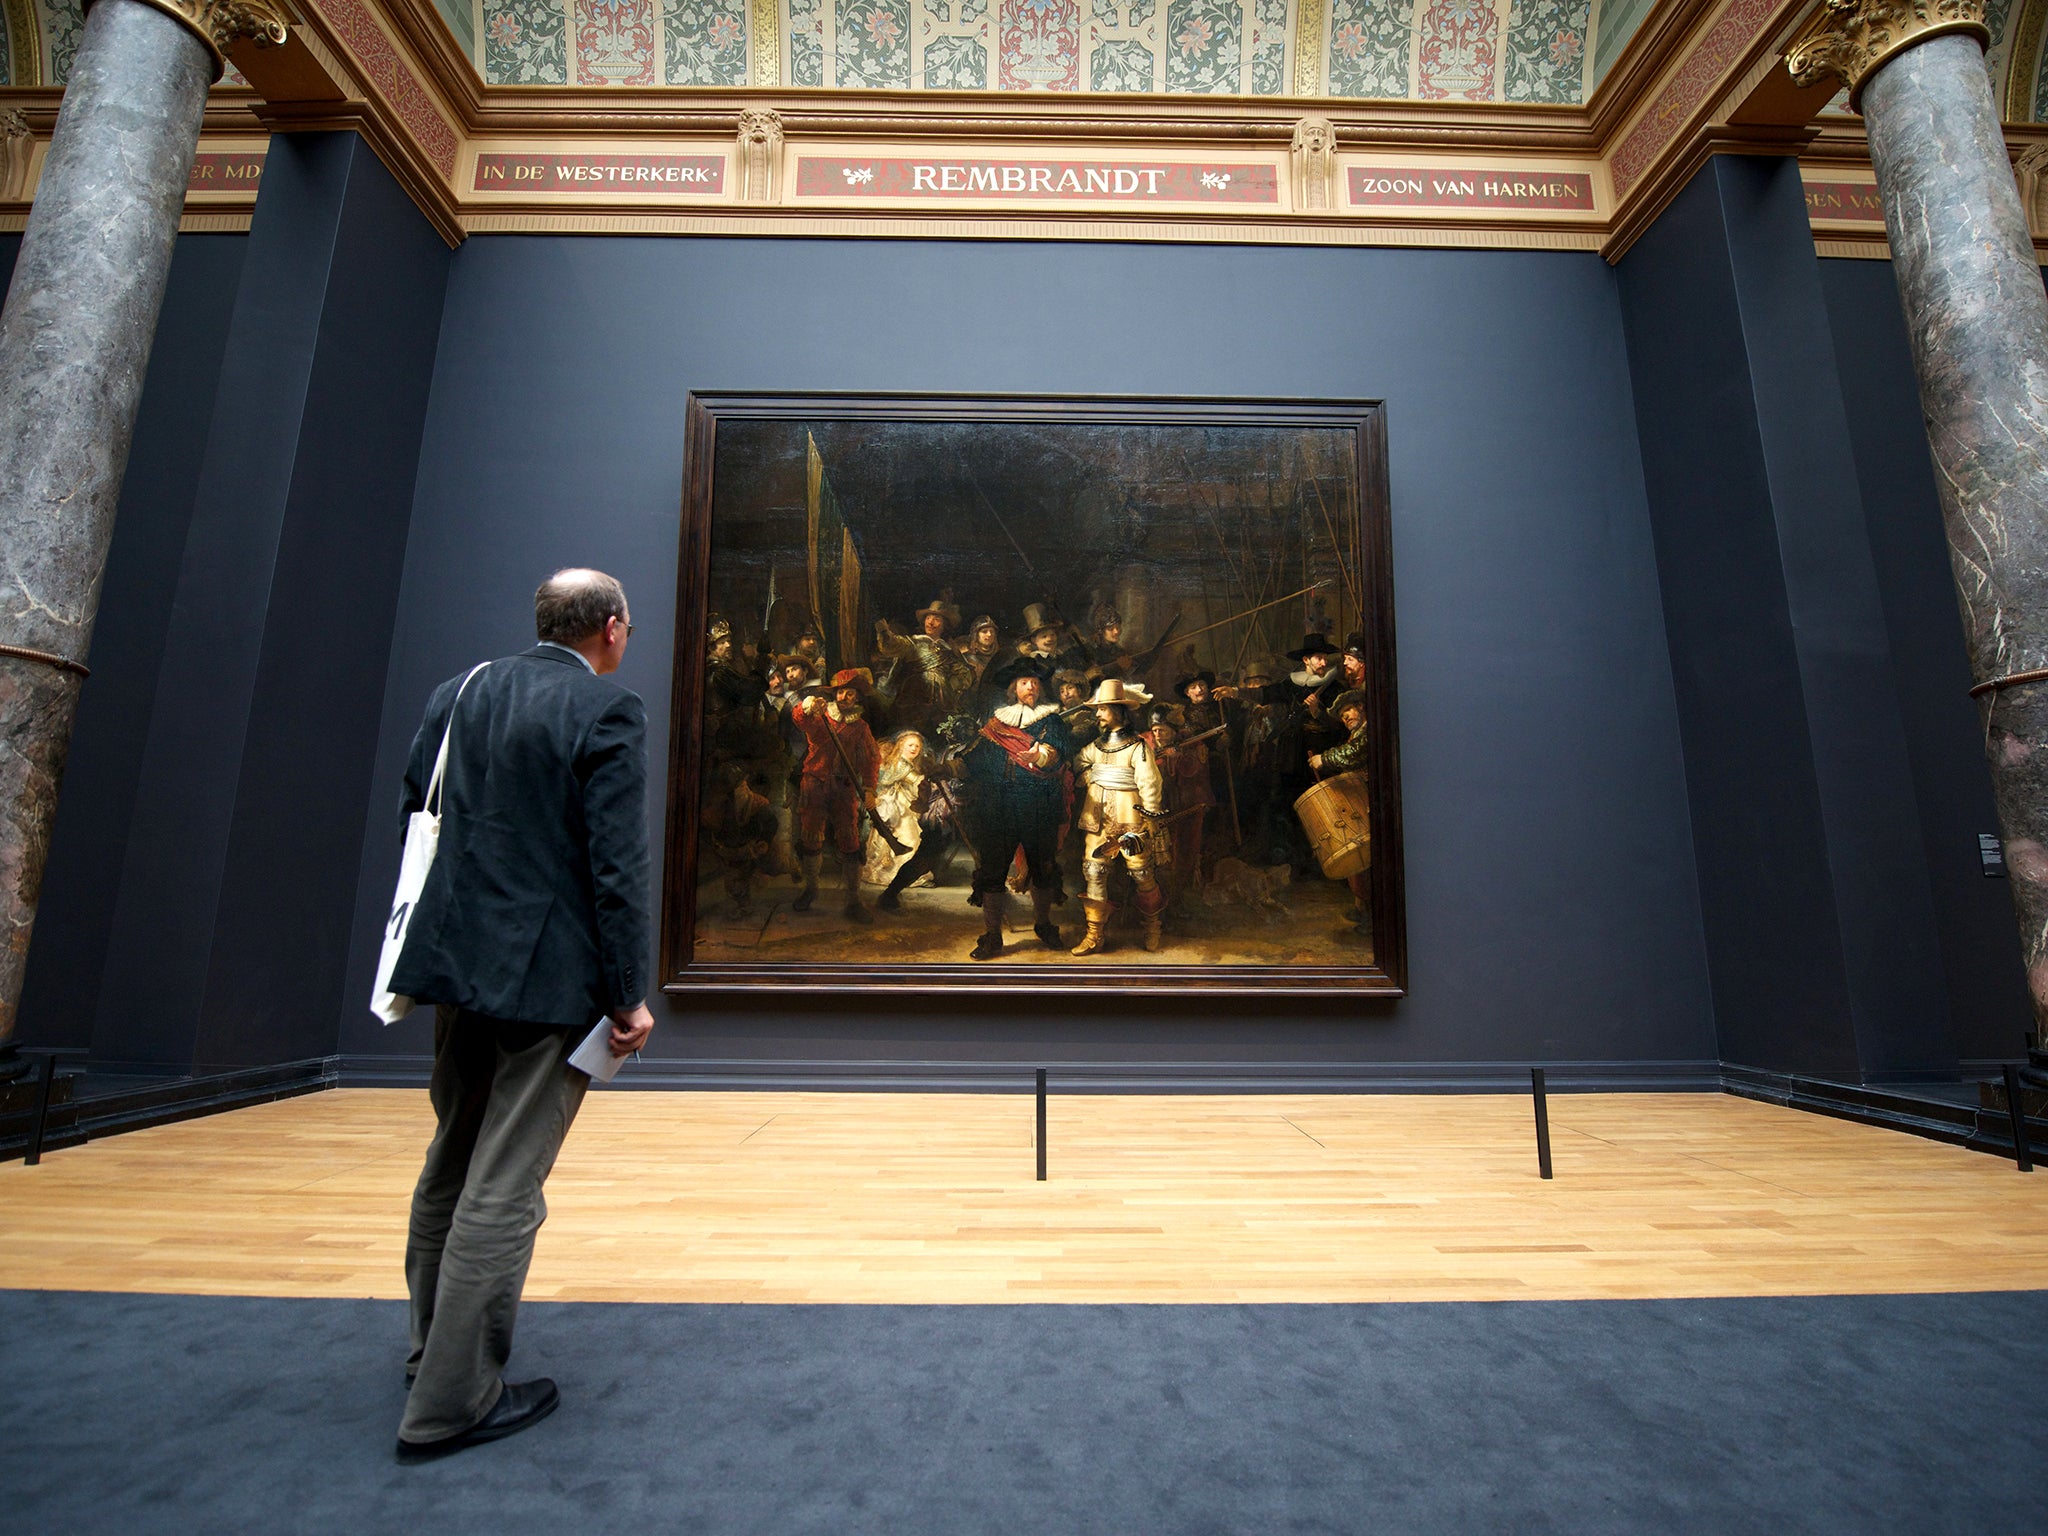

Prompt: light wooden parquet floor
[{"left": 3, "top": 1088, "right": 2046, "bottom": 1303}]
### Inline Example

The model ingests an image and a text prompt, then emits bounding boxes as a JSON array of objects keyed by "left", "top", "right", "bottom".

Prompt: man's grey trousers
[{"left": 400, "top": 1007, "right": 589, "bottom": 1443}]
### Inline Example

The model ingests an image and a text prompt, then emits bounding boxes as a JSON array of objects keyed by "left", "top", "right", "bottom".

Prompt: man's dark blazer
[{"left": 390, "top": 644, "right": 651, "bottom": 1029}]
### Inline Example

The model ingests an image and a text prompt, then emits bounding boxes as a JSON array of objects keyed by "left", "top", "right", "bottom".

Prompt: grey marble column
[
  {"left": 1855, "top": 33, "right": 2048, "bottom": 1064},
  {"left": 0, "top": 0, "right": 215, "bottom": 1078}
]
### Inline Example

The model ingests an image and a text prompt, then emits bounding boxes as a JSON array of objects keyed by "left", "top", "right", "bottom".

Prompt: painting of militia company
[{"left": 690, "top": 411, "right": 1390, "bottom": 970}]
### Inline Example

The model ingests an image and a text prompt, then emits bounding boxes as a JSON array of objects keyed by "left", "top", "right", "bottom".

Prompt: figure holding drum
[{"left": 1301, "top": 689, "right": 1372, "bottom": 929}]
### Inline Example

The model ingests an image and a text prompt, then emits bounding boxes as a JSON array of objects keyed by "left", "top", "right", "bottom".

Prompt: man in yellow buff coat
[{"left": 1071, "top": 678, "right": 1170, "bottom": 956}]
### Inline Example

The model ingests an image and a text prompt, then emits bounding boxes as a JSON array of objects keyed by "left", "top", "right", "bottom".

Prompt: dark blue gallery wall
[
  {"left": 1617, "top": 158, "right": 1964, "bottom": 1084},
  {"left": 10, "top": 233, "right": 249, "bottom": 1050},
  {"left": 1818, "top": 257, "right": 2033, "bottom": 1065},
  {"left": 1619, "top": 165, "right": 1851, "bottom": 1078},
  {"left": 60, "top": 132, "right": 447, "bottom": 1075},
  {"left": 340, "top": 235, "right": 1715, "bottom": 1077},
  {"left": 188, "top": 136, "right": 450, "bottom": 1072}
]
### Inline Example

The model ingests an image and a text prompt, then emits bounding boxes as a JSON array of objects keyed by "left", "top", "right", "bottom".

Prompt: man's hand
[
  {"left": 1308, "top": 752, "right": 1324, "bottom": 771},
  {"left": 608, "top": 1003, "right": 654, "bottom": 1058}
]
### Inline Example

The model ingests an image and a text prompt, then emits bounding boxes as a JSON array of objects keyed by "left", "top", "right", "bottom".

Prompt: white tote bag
[{"left": 371, "top": 663, "right": 489, "bottom": 1023}]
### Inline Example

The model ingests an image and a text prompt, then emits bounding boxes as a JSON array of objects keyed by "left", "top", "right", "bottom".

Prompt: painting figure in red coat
[{"left": 789, "top": 667, "right": 882, "bottom": 923}]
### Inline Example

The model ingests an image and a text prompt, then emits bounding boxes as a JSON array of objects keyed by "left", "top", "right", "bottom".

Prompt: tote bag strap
[{"left": 422, "top": 662, "right": 492, "bottom": 818}]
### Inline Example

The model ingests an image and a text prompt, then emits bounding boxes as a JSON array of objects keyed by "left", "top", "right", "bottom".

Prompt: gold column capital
[
  {"left": 98, "top": 0, "right": 290, "bottom": 83},
  {"left": 1785, "top": 0, "right": 1990, "bottom": 112}
]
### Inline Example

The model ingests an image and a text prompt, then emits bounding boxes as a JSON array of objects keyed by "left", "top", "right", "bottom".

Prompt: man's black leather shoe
[{"left": 395, "top": 1378, "right": 560, "bottom": 1464}]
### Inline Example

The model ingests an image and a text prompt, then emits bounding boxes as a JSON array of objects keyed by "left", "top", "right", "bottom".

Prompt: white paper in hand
[{"left": 569, "top": 1022, "right": 629, "bottom": 1083}]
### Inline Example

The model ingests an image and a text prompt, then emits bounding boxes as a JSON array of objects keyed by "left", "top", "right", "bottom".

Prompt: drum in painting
[{"left": 1293, "top": 772, "right": 1371, "bottom": 881}]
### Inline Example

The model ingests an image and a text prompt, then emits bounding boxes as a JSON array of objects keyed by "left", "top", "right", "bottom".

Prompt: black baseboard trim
[
  {"left": 0, "top": 1056, "right": 340, "bottom": 1162},
  {"left": 340, "top": 1054, "right": 1725, "bottom": 1093},
  {"left": 1720, "top": 1064, "right": 2048, "bottom": 1160},
  {"left": 16, "top": 1054, "right": 2042, "bottom": 1166}
]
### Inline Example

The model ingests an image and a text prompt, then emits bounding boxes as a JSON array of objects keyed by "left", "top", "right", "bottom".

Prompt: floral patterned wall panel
[
  {"left": 4, "top": 0, "right": 2044, "bottom": 123},
  {"left": 468, "top": 0, "right": 1625, "bottom": 98},
  {"left": 452, "top": 0, "right": 1897, "bottom": 105}
]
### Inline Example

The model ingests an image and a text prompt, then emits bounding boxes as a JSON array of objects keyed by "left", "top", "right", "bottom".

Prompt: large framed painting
[{"left": 662, "top": 393, "right": 1404, "bottom": 995}]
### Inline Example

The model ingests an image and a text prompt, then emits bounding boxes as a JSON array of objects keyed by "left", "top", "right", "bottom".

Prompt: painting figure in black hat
[
  {"left": 956, "top": 654, "right": 1076, "bottom": 959},
  {"left": 1287, "top": 632, "right": 1346, "bottom": 764}
]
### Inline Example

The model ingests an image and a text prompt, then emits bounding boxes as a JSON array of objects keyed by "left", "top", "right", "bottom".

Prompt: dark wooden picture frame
[{"left": 661, "top": 392, "right": 1404, "bottom": 996}]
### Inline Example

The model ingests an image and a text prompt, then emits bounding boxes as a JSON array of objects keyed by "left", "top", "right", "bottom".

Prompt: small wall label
[
  {"left": 472, "top": 154, "right": 726, "bottom": 194},
  {"left": 1347, "top": 168, "right": 1594, "bottom": 211},
  {"left": 1982, "top": 833, "right": 2007, "bottom": 877}
]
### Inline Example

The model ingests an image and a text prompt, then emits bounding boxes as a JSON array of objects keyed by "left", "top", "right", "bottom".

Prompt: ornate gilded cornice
[
  {"left": 114, "top": 0, "right": 290, "bottom": 82},
  {"left": 2, "top": 0, "right": 41, "bottom": 87},
  {"left": 2005, "top": 0, "right": 2046, "bottom": 123},
  {"left": 1784, "top": 0, "right": 1990, "bottom": 111}
]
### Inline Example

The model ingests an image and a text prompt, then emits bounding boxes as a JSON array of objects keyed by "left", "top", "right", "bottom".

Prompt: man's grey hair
[{"left": 535, "top": 568, "right": 627, "bottom": 645}]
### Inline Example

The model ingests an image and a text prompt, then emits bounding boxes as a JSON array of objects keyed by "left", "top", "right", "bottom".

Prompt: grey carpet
[{"left": 2, "top": 1289, "right": 2044, "bottom": 1534}]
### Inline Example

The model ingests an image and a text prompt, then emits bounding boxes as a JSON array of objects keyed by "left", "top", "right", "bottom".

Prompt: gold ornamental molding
[
  {"left": 1784, "top": 0, "right": 1991, "bottom": 111},
  {"left": 2005, "top": 0, "right": 2047, "bottom": 122},
  {"left": 1, "top": 110, "right": 29, "bottom": 200},
  {"left": 750, "top": 0, "right": 779, "bottom": 87},
  {"left": 2, "top": 0, "right": 41, "bottom": 87},
  {"left": 116, "top": 0, "right": 291, "bottom": 81},
  {"left": 1292, "top": 0, "right": 1325, "bottom": 97}
]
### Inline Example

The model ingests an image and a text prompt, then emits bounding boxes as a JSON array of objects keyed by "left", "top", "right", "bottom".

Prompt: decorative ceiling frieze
[
  {"left": 1, "top": 0, "right": 2045, "bottom": 267},
  {"left": 449, "top": 0, "right": 1613, "bottom": 102}
]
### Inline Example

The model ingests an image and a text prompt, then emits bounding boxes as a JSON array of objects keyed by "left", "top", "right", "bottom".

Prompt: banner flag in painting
[{"left": 806, "top": 432, "right": 867, "bottom": 673}]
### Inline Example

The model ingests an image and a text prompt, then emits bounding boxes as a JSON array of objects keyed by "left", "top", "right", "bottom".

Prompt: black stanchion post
[
  {"left": 24, "top": 1052, "right": 57, "bottom": 1167},
  {"left": 1035, "top": 1068, "right": 1047, "bottom": 1182},
  {"left": 1531, "top": 1067, "right": 1553, "bottom": 1180},
  {"left": 2002, "top": 1063, "right": 2033, "bottom": 1173}
]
